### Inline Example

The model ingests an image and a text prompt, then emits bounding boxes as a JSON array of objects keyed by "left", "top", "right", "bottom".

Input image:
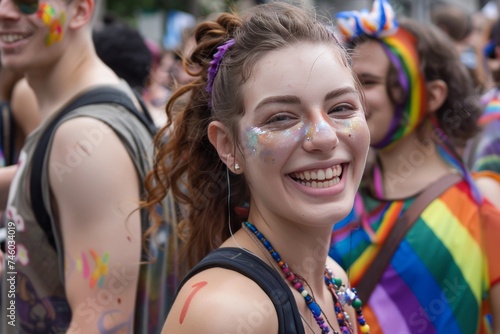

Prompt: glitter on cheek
[
  {"left": 243, "top": 124, "right": 304, "bottom": 164},
  {"left": 340, "top": 117, "right": 369, "bottom": 138},
  {"left": 259, "top": 149, "right": 276, "bottom": 164},
  {"left": 338, "top": 120, "right": 354, "bottom": 135},
  {"left": 243, "top": 127, "right": 262, "bottom": 157}
]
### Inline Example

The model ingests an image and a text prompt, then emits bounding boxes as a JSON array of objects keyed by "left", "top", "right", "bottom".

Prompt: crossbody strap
[
  {"left": 1, "top": 102, "right": 15, "bottom": 166},
  {"left": 355, "top": 173, "right": 463, "bottom": 302}
]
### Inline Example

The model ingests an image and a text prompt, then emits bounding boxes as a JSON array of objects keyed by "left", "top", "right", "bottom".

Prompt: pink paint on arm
[
  {"left": 179, "top": 281, "right": 208, "bottom": 324},
  {"left": 81, "top": 252, "right": 90, "bottom": 279}
]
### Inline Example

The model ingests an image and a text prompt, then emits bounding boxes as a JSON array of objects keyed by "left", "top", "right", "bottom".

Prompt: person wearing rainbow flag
[{"left": 329, "top": 0, "right": 500, "bottom": 333}]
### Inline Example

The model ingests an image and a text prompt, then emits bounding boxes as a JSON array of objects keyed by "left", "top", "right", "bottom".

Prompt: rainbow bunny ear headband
[
  {"left": 336, "top": 0, "right": 427, "bottom": 150},
  {"left": 336, "top": 0, "right": 398, "bottom": 39}
]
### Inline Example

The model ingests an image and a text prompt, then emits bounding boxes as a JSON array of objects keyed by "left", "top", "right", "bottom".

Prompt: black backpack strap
[
  {"left": 30, "top": 86, "right": 156, "bottom": 250},
  {"left": 0, "top": 101, "right": 15, "bottom": 166},
  {"left": 175, "top": 248, "right": 304, "bottom": 334},
  {"left": 132, "top": 88, "right": 157, "bottom": 134}
]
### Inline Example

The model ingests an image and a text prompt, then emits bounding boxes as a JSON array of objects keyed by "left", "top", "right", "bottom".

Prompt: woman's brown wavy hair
[{"left": 142, "top": 1, "right": 354, "bottom": 274}]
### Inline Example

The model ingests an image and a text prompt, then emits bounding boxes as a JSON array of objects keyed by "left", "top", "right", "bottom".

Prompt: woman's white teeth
[
  {"left": 292, "top": 165, "right": 343, "bottom": 188},
  {"left": 2, "top": 34, "right": 24, "bottom": 43},
  {"left": 325, "top": 168, "right": 333, "bottom": 179},
  {"left": 298, "top": 178, "right": 340, "bottom": 188}
]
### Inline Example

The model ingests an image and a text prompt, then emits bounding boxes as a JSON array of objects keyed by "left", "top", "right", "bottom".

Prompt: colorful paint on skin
[
  {"left": 258, "top": 149, "right": 276, "bottom": 164},
  {"left": 243, "top": 112, "right": 359, "bottom": 164},
  {"left": 339, "top": 118, "right": 366, "bottom": 139},
  {"left": 243, "top": 122, "right": 309, "bottom": 164},
  {"left": 37, "top": 3, "right": 66, "bottom": 47},
  {"left": 306, "top": 123, "right": 315, "bottom": 139},
  {"left": 65, "top": 254, "right": 76, "bottom": 278},
  {"left": 74, "top": 250, "right": 110, "bottom": 288},
  {"left": 310, "top": 114, "right": 334, "bottom": 139},
  {"left": 89, "top": 250, "right": 110, "bottom": 289},
  {"left": 180, "top": 281, "right": 208, "bottom": 324},
  {"left": 97, "top": 310, "right": 133, "bottom": 334},
  {"left": 75, "top": 251, "right": 91, "bottom": 279}
]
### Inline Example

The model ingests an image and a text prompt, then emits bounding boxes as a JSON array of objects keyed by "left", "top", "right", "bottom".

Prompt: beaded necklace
[{"left": 243, "top": 221, "right": 370, "bottom": 334}]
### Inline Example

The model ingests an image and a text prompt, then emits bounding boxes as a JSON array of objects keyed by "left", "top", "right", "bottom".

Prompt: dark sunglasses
[{"left": 13, "top": 0, "right": 39, "bottom": 15}]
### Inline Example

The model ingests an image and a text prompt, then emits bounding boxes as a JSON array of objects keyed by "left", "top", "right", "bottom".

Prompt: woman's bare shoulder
[{"left": 163, "top": 267, "right": 279, "bottom": 334}]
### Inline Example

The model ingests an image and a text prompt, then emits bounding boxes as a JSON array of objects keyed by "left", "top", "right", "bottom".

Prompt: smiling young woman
[{"left": 143, "top": 2, "right": 372, "bottom": 333}]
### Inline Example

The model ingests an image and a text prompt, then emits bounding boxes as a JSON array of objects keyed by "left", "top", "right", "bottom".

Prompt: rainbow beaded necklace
[{"left": 243, "top": 221, "right": 370, "bottom": 334}]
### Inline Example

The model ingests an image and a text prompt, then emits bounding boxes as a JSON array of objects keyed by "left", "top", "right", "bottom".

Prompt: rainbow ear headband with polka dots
[{"left": 336, "top": 0, "right": 427, "bottom": 150}]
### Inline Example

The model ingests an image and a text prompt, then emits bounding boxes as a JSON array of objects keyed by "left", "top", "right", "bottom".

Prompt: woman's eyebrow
[
  {"left": 254, "top": 95, "right": 301, "bottom": 111},
  {"left": 324, "top": 86, "right": 359, "bottom": 102}
]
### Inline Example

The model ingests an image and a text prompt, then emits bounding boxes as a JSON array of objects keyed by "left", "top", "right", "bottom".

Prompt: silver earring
[
  {"left": 306, "top": 137, "right": 311, "bottom": 142},
  {"left": 234, "top": 163, "right": 241, "bottom": 171}
]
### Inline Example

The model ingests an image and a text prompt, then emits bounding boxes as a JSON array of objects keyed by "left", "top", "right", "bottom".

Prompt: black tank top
[{"left": 174, "top": 247, "right": 305, "bottom": 334}]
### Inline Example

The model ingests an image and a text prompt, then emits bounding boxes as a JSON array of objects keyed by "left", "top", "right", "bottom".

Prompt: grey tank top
[{"left": 1, "top": 85, "right": 176, "bottom": 333}]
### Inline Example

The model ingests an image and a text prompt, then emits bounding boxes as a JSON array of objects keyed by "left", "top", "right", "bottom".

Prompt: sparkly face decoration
[
  {"left": 238, "top": 43, "right": 370, "bottom": 226},
  {"left": 37, "top": 3, "right": 66, "bottom": 46}
]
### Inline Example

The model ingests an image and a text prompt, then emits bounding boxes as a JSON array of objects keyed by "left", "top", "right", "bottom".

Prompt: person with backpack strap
[
  {"left": 0, "top": 0, "right": 177, "bottom": 333},
  {"left": 329, "top": 1, "right": 500, "bottom": 333}
]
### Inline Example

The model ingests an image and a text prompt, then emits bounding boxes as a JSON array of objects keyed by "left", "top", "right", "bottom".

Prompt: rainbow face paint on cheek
[
  {"left": 244, "top": 123, "right": 307, "bottom": 164},
  {"left": 37, "top": 3, "right": 66, "bottom": 47}
]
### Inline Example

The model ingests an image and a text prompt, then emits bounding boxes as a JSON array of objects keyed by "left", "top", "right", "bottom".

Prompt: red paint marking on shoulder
[{"left": 179, "top": 281, "right": 208, "bottom": 324}]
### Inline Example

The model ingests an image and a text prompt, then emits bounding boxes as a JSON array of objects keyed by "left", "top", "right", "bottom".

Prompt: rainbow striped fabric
[
  {"left": 468, "top": 89, "right": 500, "bottom": 174},
  {"left": 375, "top": 28, "right": 427, "bottom": 150},
  {"left": 330, "top": 180, "right": 500, "bottom": 333},
  {"left": 480, "top": 89, "right": 500, "bottom": 126}
]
